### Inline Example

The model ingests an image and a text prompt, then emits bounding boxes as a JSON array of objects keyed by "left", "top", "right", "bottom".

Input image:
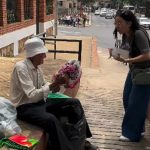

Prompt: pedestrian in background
[
  {"left": 82, "top": 14, "right": 87, "bottom": 27},
  {"left": 112, "top": 10, "right": 150, "bottom": 142}
]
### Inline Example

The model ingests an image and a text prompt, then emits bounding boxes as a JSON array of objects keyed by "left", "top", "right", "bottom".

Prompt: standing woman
[{"left": 113, "top": 10, "right": 150, "bottom": 142}]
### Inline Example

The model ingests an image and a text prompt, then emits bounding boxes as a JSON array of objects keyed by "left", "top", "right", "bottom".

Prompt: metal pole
[
  {"left": 36, "top": 0, "right": 39, "bottom": 34},
  {"left": 54, "top": 0, "right": 58, "bottom": 36}
]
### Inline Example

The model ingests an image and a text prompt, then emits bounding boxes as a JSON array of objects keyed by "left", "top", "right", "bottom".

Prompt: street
[
  {"left": 58, "top": 14, "right": 115, "bottom": 49},
  {"left": 58, "top": 13, "right": 150, "bottom": 49}
]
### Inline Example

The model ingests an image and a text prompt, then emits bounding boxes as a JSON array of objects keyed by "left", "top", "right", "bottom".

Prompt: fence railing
[
  {"left": 34, "top": 32, "right": 82, "bottom": 62},
  {"left": 40, "top": 37, "right": 82, "bottom": 63}
]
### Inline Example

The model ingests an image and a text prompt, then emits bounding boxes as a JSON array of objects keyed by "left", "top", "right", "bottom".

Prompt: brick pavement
[{"left": 77, "top": 42, "right": 150, "bottom": 150}]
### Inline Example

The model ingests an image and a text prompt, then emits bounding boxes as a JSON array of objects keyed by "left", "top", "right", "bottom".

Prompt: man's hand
[
  {"left": 49, "top": 83, "right": 60, "bottom": 93},
  {"left": 54, "top": 74, "right": 69, "bottom": 87}
]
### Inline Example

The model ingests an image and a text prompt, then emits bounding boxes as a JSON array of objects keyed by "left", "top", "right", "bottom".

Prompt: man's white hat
[{"left": 24, "top": 37, "right": 48, "bottom": 58}]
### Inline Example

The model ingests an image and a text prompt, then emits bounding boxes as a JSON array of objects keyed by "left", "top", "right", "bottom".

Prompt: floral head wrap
[{"left": 53, "top": 60, "right": 82, "bottom": 89}]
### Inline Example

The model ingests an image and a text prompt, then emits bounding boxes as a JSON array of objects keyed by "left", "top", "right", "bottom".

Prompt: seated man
[{"left": 10, "top": 37, "right": 97, "bottom": 150}]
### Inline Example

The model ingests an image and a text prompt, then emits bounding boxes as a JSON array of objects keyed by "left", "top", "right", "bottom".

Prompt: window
[
  {"left": 24, "top": 0, "right": 32, "bottom": 20},
  {"left": 46, "top": 0, "right": 53, "bottom": 15},
  {"left": 58, "top": 1, "right": 63, "bottom": 7},
  {"left": 7, "top": 0, "right": 18, "bottom": 24},
  {"left": 73, "top": 3, "right": 76, "bottom": 8},
  {"left": 69, "top": 3, "right": 72, "bottom": 9}
]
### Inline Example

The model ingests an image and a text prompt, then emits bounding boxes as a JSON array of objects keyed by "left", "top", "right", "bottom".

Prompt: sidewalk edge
[{"left": 91, "top": 37, "right": 99, "bottom": 68}]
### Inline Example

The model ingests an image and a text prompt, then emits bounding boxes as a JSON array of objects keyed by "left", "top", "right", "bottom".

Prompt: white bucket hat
[{"left": 24, "top": 37, "right": 48, "bottom": 58}]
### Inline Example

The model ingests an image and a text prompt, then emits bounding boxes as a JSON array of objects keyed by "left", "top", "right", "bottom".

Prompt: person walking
[
  {"left": 82, "top": 14, "right": 87, "bottom": 27},
  {"left": 112, "top": 10, "right": 150, "bottom": 142}
]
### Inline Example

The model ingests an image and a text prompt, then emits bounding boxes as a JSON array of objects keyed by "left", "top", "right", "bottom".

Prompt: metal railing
[
  {"left": 34, "top": 32, "right": 82, "bottom": 62},
  {"left": 41, "top": 37, "right": 82, "bottom": 63}
]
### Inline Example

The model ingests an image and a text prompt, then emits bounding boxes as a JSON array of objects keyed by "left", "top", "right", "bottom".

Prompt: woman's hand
[{"left": 114, "top": 54, "right": 126, "bottom": 62}]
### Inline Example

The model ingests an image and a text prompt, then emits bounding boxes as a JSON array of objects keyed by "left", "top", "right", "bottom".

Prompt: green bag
[
  {"left": 131, "top": 68, "right": 150, "bottom": 85},
  {"left": 47, "top": 92, "right": 71, "bottom": 99},
  {"left": 47, "top": 93, "right": 71, "bottom": 104}
]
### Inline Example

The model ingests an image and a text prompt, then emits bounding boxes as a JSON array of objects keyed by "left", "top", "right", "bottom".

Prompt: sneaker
[{"left": 119, "top": 135, "right": 130, "bottom": 142}]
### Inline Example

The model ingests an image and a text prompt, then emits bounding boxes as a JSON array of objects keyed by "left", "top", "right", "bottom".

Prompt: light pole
[{"left": 36, "top": 0, "right": 40, "bottom": 34}]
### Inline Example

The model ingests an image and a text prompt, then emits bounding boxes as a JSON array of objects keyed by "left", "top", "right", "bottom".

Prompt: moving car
[
  {"left": 94, "top": 10, "right": 100, "bottom": 15},
  {"left": 138, "top": 17, "right": 150, "bottom": 29}
]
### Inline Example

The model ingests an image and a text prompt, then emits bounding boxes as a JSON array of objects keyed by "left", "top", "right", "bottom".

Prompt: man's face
[{"left": 32, "top": 53, "right": 46, "bottom": 67}]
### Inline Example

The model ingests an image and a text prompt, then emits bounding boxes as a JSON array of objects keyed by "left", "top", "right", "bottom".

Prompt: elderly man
[{"left": 10, "top": 37, "right": 97, "bottom": 150}]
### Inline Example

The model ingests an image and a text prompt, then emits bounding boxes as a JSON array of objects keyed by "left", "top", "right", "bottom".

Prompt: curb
[{"left": 91, "top": 37, "right": 99, "bottom": 68}]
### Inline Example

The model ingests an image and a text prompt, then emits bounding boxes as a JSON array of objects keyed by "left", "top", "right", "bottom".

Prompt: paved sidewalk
[
  {"left": 48, "top": 35, "right": 150, "bottom": 150},
  {"left": 78, "top": 49, "right": 150, "bottom": 150}
]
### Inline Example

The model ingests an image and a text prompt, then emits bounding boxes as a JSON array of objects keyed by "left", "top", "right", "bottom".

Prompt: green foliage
[
  {"left": 112, "top": 0, "right": 148, "bottom": 7},
  {"left": 77, "top": 0, "right": 96, "bottom": 5}
]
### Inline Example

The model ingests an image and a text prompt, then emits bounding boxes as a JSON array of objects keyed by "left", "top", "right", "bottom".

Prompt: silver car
[
  {"left": 138, "top": 17, "right": 150, "bottom": 29},
  {"left": 105, "top": 11, "right": 114, "bottom": 19},
  {"left": 94, "top": 10, "right": 100, "bottom": 15}
]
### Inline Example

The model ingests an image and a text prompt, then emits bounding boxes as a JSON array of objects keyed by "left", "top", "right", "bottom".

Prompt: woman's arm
[
  {"left": 125, "top": 52, "right": 150, "bottom": 63},
  {"left": 115, "top": 30, "right": 150, "bottom": 63}
]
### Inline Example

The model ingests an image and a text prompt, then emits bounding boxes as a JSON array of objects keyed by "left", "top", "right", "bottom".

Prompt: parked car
[
  {"left": 100, "top": 8, "right": 107, "bottom": 17},
  {"left": 111, "top": 9, "right": 117, "bottom": 17},
  {"left": 138, "top": 17, "right": 150, "bottom": 29},
  {"left": 94, "top": 10, "right": 100, "bottom": 15},
  {"left": 105, "top": 11, "right": 114, "bottom": 19}
]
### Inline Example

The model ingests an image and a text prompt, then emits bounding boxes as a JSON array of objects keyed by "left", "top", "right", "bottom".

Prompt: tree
[
  {"left": 77, "top": 0, "right": 96, "bottom": 5},
  {"left": 111, "top": 0, "right": 148, "bottom": 9}
]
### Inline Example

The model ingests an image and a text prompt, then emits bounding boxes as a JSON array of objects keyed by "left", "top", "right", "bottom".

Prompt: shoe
[{"left": 119, "top": 135, "right": 130, "bottom": 142}]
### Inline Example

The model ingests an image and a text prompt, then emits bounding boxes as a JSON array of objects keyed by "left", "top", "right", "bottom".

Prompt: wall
[{"left": 0, "top": 0, "right": 55, "bottom": 57}]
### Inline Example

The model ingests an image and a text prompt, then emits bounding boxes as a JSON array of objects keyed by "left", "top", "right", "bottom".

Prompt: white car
[
  {"left": 105, "top": 11, "right": 114, "bottom": 19},
  {"left": 94, "top": 10, "right": 100, "bottom": 15},
  {"left": 100, "top": 10, "right": 107, "bottom": 17},
  {"left": 138, "top": 17, "right": 150, "bottom": 29}
]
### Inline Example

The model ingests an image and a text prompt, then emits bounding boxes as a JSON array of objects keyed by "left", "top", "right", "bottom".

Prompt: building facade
[
  {"left": 57, "top": 0, "right": 78, "bottom": 16},
  {"left": 0, "top": 0, "right": 55, "bottom": 57},
  {"left": 96, "top": 0, "right": 111, "bottom": 7}
]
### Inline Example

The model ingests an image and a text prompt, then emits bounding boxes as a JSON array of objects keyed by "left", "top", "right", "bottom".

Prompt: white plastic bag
[{"left": 0, "top": 97, "right": 22, "bottom": 137}]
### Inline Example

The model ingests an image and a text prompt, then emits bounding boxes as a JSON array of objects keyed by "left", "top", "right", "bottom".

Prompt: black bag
[
  {"left": 60, "top": 116, "right": 86, "bottom": 150},
  {"left": 131, "top": 68, "right": 150, "bottom": 85},
  {"left": 130, "top": 27, "right": 150, "bottom": 85}
]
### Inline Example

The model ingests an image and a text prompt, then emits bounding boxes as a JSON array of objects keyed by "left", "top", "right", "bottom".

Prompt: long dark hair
[{"left": 115, "top": 10, "right": 140, "bottom": 31}]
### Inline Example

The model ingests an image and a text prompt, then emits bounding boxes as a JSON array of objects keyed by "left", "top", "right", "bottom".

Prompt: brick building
[
  {"left": 0, "top": 0, "right": 56, "bottom": 57},
  {"left": 57, "top": 0, "right": 78, "bottom": 16}
]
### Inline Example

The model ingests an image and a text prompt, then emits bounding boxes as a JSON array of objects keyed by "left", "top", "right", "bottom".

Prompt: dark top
[{"left": 122, "top": 29, "right": 150, "bottom": 69}]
